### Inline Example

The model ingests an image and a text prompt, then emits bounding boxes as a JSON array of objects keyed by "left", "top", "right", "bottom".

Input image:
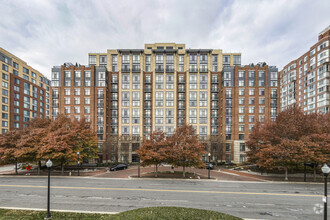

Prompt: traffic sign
[{"left": 26, "top": 165, "right": 31, "bottom": 171}]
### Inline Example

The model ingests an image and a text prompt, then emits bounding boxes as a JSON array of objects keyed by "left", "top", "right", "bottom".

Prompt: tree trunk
[
  {"left": 313, "top": 165, "right": 316, "bottom": 182},
  {"left": 183, "top": 165, "right": 185, "bottom": 178},
  {"left": 284, "top": 167, "right": 288, "bottom": 181},
  {"left": 38, "top": 161, "right": 41, "bottom": 175},
  {"left": 155, "top": 164, "right": 158, "bottom": 177},
  {"left": 15, "top": 159, "right": 18, "bottom": 175},
  {"left": 61, "top": 162, "right": 64, "bottom": 175}
]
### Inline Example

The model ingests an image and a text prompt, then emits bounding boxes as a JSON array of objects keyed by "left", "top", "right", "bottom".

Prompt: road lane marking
[
  {"left": 0, "top": 184, "right": 322, "bottom": 198},
  {"left": 0, "top": 206, "right": 119, "bottom": 214}
]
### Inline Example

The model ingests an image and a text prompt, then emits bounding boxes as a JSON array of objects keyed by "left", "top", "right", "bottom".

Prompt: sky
[{"left": 1, "top": 0, "right": 330, "bottom": 79}]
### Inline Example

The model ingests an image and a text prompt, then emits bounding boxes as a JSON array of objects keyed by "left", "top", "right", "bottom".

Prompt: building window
[{"left": 240, "top": 143, "right": 245, "bottom": 152}]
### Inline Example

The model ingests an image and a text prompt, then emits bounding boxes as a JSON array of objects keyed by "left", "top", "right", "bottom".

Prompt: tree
[
  {"left": 38, "top": 115, "right": 97, "bottom": 175},
  {"left": 16, "top": 117, "right": 52, "bottom": 174},
  {"left": 246, "top": 107, "right": 330, "bottom": 180},
  {"left": 0, "top": 129, "right": 22, "bottom": 174},
  {"left": 136, "top": 131, "right": 167, "bottom": 177},
  {"left": 167, "top": 124, "right": 206, "bottom": 177}
]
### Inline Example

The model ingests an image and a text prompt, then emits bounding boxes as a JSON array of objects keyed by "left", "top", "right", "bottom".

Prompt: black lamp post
[
  {"left": 208, "top": 152, "right": 211, "bottom": 179},
  {"left": 77, "top": 152, "right": 80, "bottom": 176},
  {"left": 321, "top": 164, "right": 330, "bottom": 220},
  {"left": 45, "top": 159, "right": 52, "bottom": 219}
]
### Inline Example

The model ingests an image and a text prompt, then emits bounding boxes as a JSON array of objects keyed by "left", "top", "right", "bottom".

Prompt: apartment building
[
  {"left": 0, "top": 48, "right": 51, "bottom": 133},
  {"left": 280, "top": 26, "right": 330, "bottom": 113},
  {"left": 52, "top": 43, "right": 278, "bottom": 164},
  {"left": 221, "top": 64, "right": 279, "bottom": 163}
]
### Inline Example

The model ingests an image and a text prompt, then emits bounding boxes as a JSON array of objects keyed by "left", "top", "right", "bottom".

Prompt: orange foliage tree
[
  {"left": 246, "top": 107, "right": 330, "bottom": 180},
  {"left": 136, "top": 131, "right": 167, "bottom": 177},
  {"left": 167, "top": 124, "right": 206, "bottom": 177}
]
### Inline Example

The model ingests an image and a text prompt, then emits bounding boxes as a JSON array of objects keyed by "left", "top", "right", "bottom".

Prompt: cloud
[{"left": 0, "top": 0, "right": 329, "bottom": 78}]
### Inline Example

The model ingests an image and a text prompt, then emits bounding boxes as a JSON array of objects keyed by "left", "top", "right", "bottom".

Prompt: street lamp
[
  {"left": 77, "top": 152, "right": 80, "bottom": 176},
  {"left": 208, "top": 152, "right": 211, "bottom": 179},
  {"left": 45, "top": 159, "right": 52, "bottom": 219},
  {"left": 321, "top": 163, "right": 330, "bottom": 220}
]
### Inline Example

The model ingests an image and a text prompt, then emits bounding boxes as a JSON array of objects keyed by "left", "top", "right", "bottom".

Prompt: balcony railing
[
  {"left": 97, "top": 103, "right": 104, "bottom": 107},
  {"left": 52, "top": 94, "right": 59, "bottom": 99},
  {"left": 97, "top": 94, "right": 104, "bottom": 99},
  {"left": 97, "top": 111, "right": 104, "bottom": 116},
  {"left": 211, "top": 105, "right": 219, "bottom": 109},
  {"left": 111, "top": 79, "right": 118, "bottom": 84},
  {"left": 200, "top": 68, "right": 208, "bottom": 73},
  {"left": 111, "top": 88, "right": 118, "bottom": 93},
  {"left": 144, "top": 114, "right": 151, "bottom": 118},
  {"left": 122, "top": 67, "right": 130, "bottom": 73},
  {"left": 212, "top": 96, "right": 218, "bottom": 100},
  {"left": 271, "top": 94, "right": 278, "bottom": 98},
  {"left": 212, "top": 87, "right": 218, "bottom": 92},
  {"left": 97, "top": 129, "right": 104, "bottom": 134},
  {"left": 52, "top": 103, "right": 58, "bottom": 108},
  {"left": 111, "top": 114, "right": 118, "bottom": 118},
  {"left": 144, "top": 88, "right": 152, "bottom": 92},
  {"left": 111, "top": 96, "right": 118, "bottom": 101},
  {"left": 144, "top": 105, "right": 152, "bottom": 109},
  {"left": 166, "top": 67, "right": 174, "bottom": 73},
  {"left": 178, "top": 88, "right": 185, "bottom": 92},
  {"left": 271, "top": 103, "right": 278, "bottom": 108},
  {"left": 145, "top": 79, "right": 152, "bottom": 84},
  {"left": 189, "top": 68, "right": 198, "bottom": 73},
  {"left": 111, "top": 105, "right": 118, "bottom": 109},
  {"left": 155, "top": 67, "right": 164, "bottom": 73},
  {"left": 178, "top": 105, "right": 185, "bottom": 109},
  {"left": 225, "top": 103, "right": 232, "bottom": 107},
  {"left": 211, "top": 79, "right": 219, "bottom": 84},
  {"left": 178, "top": 96, "right": 185, "bottom": 100},
  {"left": 226, "top": 94, "right": 232, "bottom": 98}
]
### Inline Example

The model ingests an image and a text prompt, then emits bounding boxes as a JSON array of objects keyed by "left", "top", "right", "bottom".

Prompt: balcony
[
  {"left": 97, "top": 129, "right": 103, "bottom": 134},
  {"left": 226, "top": 94, "right": 232, "bottom": 98},
  {"left": 111, "top": 88, "right": 118, "bottom": 93},
  {"left": 111, "top": 114, "right": 118, "bottom": 118},
  {"left": 144, "top": 96, "right": 151, "bottom": 101},
  {"left": 97, "top": 120, "right": 103, "bottom": 124},
  {"left": 211, "top": 105, "right": 219, "bottom": 109},
  {"left": 111, "top": 105, "right": 117, "bottom": 109},
  {"left": 111, "top": 96, "right": 118, "bottom": 101},
  {"left": 155, "top": 67, "right": 164, "bottom": 73},
  {"left": 52, "top": 103, "right": 58, "bottom": 108},
  {"left": 97, "top": 111, "right": 104, "bottom": 116},
  {"left": 52, "top": 94, "right": 59, "bottom": 99},
  {"left": 189, "top": 68, "right": 198, "bottom": 73},
  {"left": 144, "top": 122, "right": 151, "bottom": 126},
  {"left": 178, "top": 88, "right": 185, "bottom": 92},
  {"left": 122, "top": 67, "right": 130, "bottom": 73},
  {"left": 271, "top": 103, "right": 278, "bottom": 108},
  {"left": 178, "top": 96, "right": 185, "bottom": 101},
  {"left": 211, "top": 121, "right": 219, "bottom": 126},
  {"left": 211, "top": 114, "right": 218, "bottom": 118},
  {"left": 144, "top": 105, "right": 152, "bottom": 109},
  {"left": 166, "top": 67, "right": 174, "bottom": 73},
  {"left": 132, "top": 66, "right": 141, "bottom": 73},
  {"left": 111, "top": 122, "right": 118, "bottom": 126},
  {"left": 144, "top": 114, "right": 151, "bottom": 118},
  {"left": 200, "top": 68, "right": 208, "bottom": 73},
  {"left": 225, "top": 103, "right": 232, "bottom": 107},
  {"left": 211, "top": 79, "right": 219, "bottom": 84},
  {"left": 145, "top": 79, "right": 152, "bottom": 84},
  {"left": 225, "top": 113, "right": 232, "bottom": 116},
  {"left": 144, "top": 88, "right": 152, "bottom": 92},
  {"left": 211, "top": 96, "right": 218, "bottom": 100},
  {"left": 97, "top": 103, "right": 104, "bottom": 107},
  {"left": 178, "top": 105, "right": 185, "bottom": 109},
  {"left": 111, "top": 79, "right": 118, "bottom": 84},
  {"left": 212, "top": 87, "right": 218, "bottom": 92},
  {"left": 271, "top": 94, "right": 278, "bottom": 98},
  {"left": 97, "top": 94, "right": 104, "bottom": 99}
]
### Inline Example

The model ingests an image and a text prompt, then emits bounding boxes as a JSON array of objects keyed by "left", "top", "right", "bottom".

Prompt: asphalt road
[{"left": 0, "top": 176, "right": 327, "bottom": 219}]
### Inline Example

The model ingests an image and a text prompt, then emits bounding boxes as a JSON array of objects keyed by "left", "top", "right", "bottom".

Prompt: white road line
[
  {"left": 221, "top": 171, "right": 240, "bottom": 176},
  {"left": 0, "top": 206, "right": 119, "bottom": 214}
]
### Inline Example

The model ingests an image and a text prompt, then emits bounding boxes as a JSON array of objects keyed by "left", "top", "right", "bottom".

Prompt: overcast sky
[{"left": 1, "top": 0, "right": 330, "bottom": 79}]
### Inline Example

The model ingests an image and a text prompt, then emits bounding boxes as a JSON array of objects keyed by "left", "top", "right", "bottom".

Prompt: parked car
[
  {"left": 110, "top": 164, "right": 127, "bottom": 171},
  {"left": 205, "top": 163, "right": 214, "bottom": 170}
]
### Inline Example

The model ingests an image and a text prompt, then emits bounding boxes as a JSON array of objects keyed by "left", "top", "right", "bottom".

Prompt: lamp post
[
  {"left": 138, "top": 157, "right": 140, "bottom": 178},
  {"left": 77, "top": 152, "right": 80, "bottom": 176},
  {"left": 45, "top": 159, "right": 52, "bottom": 219},
  {"left": 321, "top": 164, "right": 330, "bottom": 220},
  {"left": 208, "top": 152, "right": 211, "bottom": 179}
]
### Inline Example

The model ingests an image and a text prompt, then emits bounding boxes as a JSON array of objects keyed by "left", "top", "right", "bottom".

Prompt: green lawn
[{"left": 0, "top": 207, "right": 242, "bottom": 220}]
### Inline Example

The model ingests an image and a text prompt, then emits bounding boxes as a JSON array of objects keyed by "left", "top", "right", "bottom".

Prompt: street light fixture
[
  {"left": 321, "top": 163, "right": 330, "bottom": 220},
  {"left": 45, "top": 159, "right": 52, "bottom": 219},
  {"left": 77, "top": 152, "right": 80, "bottom": 176},
  {"left": 208, "top": 152, "right": 211, "bottom": 179}
]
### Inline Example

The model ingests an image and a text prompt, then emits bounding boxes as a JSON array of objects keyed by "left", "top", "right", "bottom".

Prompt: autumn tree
[
  {"left": 136, "top": 131, "right": 167, "bottom": 177},
  {"left": 0, "top": 129, "right": 22, "bottom": 174},
  {"left": 39, "top": 115, "right": 97, "bottom": 174},
  {"left": 167, "top": 124, "right": 206, "bottom": 177},
  {"left": 246, "top": 107, "right": 330, "bottom": 180},
  {"left": 16, "top": 117, "right": 52, "bottom": 173}
]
